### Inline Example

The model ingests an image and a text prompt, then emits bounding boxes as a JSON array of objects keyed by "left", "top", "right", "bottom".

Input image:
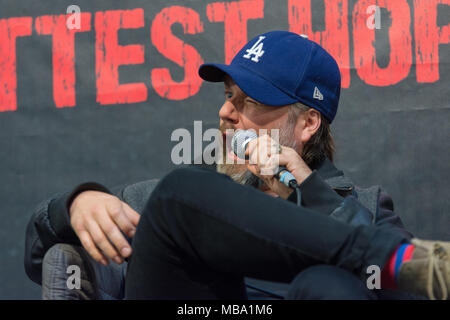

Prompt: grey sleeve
[{"left": 112, "top": 179, "right": 160, "bottom": 214}]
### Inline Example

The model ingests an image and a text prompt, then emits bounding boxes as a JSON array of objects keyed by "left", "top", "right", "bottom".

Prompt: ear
[{"left": 294, "top": 108, "right": 321, "bottom": 145}]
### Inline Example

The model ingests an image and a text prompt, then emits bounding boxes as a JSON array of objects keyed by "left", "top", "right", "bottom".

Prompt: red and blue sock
[{"left": 381, "top": 243, "right": 415, "bottom": 289}]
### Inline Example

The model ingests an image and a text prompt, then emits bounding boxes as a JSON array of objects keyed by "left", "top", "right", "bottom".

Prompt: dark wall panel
[{"left": 0, "top": 0, "right": 448, "bottom": 299}]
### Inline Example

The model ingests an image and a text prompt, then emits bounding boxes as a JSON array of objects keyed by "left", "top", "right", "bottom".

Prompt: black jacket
[{"left": 24, "top": 159, "right": 412, "bottom": 286}]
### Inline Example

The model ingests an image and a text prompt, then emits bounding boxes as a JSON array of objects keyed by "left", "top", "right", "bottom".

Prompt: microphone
[{"left": 231, "top": 130, "right": 298, "bottom": 189}]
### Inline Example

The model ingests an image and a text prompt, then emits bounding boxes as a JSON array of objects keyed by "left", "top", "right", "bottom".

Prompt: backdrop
[{"left": 0, "top": 0, "right": 448, "bottom": 299}]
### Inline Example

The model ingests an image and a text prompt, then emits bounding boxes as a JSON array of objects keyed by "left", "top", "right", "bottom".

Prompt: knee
[
  {"left": 152, "top": 166, "right": 223, "bottom": 197},
  {"left": 156, "top": 167, "right": 197, "bottom": 192},
  {"left": 144, "top": 167, "right": 203, "bottom": 209},
  {"left": 141, "top": 166, "right": 223, "bottom": 221},
  {"left": 286, "top": 265, "right": 377, "bottom": 300}
]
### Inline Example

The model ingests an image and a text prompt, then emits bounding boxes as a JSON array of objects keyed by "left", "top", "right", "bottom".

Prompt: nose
[{"left": 219, "top": 100, "right": 239, "bottom": 125}]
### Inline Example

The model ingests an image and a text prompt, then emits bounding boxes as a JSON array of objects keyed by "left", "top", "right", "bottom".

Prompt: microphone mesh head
[{"left": 231, "top": 130, "right": 258, "bottom": 159}]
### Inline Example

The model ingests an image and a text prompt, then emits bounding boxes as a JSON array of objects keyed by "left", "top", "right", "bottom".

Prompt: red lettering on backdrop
[
  {"left": 151, "top": 6, "right": 204, "bottom": 100},
  {"left": 35, "top": 13, "right": 91, "bottom": 108},
  {"left": 207, "top": 0, "right": 264, "bottom": 64},
  {"left": 0, "top": 17, "right": 32, "bottom": 112},
  {"left": 353, "top": 0, "right": 412, "bottom": 86},
  {"left": 95, "top": 9, "right": 147, "bottom": 105},
  {"left": 288, "top": 0, "right": 350, "bottom": 88},
  {"left": 414, "top": 0, "right": 450, "bottom": 83}
]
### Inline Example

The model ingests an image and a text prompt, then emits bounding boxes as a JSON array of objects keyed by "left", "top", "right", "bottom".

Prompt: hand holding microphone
[{"left": 231, "top": 130, "right": 312, "bottom": 200}]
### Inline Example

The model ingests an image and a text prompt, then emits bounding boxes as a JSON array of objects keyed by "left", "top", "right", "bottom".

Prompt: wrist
[
  {"left": 291, "top": 166, "right": 313, "bottom": 185},
  {"left": 66, "top": 182, "right": 111, "bottom": 216},
  {"left": 69, "top": 190, "right": 90, "bottom": 216}
]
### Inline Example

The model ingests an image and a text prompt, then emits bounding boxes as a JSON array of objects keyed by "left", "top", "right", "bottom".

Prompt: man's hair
[{"left": 288, "top": 102, "right": 335, "bottom": 167}]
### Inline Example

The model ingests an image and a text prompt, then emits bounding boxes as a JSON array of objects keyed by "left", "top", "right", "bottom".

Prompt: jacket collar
[{"left": 313, "top": 158, "right": 354, "bottom": 191}]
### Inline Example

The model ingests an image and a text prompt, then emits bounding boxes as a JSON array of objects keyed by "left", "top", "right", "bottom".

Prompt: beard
[
  {"left": 217, "top": 162, "right": 261, "bottom": 187},
  {"left": 216, "top": 119, "right": 298, "bottom": 188}
]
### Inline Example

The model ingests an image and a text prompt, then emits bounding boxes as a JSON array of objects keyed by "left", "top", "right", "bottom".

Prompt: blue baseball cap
[{"left": 199, "top": 30, "right": 341, "bottom": 123}]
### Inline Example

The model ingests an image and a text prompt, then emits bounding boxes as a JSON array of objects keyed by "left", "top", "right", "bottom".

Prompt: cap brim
[{"left": 199, "top": 63, "right": 299, "bottom": 107}]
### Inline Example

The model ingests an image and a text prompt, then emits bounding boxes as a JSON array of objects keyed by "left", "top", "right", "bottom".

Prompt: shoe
[{"left": 397, "top": 238, "right": 450, "bottom": 300}]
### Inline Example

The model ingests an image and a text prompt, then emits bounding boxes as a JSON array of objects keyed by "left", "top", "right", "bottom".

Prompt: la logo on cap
[{"left": 243, "top": 36, "right": 265, "bottom": 62}]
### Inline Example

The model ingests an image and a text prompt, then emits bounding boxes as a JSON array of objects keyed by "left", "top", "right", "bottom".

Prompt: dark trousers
[{"left": 124, "top": 167, "right": 408, "bottom": 299}]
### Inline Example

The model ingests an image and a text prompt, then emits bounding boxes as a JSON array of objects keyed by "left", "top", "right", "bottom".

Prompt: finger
[
  {"left": 97, "top": 215, "right": 133, "bottom": 259},
  {"left": 260, "top": 138, "right": 275, "bottom": 166},
  {"left": 245, "top": 135, "right": 267, "bottom": 159},
  {"left": 106, "top": 201, "right": 137, "bottom": 238},
  {"left": 121, "top": 202, "right": 141, "bottom": 228},
  {"left": 254, "top": 138, "right": 272, "bottom": 168},
  {"left": 276, "top": 147, "right": 299, "bottom": 168},
  {"left": 248, "top": 135, "right": 274, "bottom": 163},
  {"left": 247, "top": 138, "right": 263, "bottom": 165},
  {"left": 85, "top": 219, "right": 122, "bottom": 263},
  {"left": 246, "top": 163, "right": 260, "bottom": 176},
  {"left": 77, "top": 230, "right": 108, "bottom": 266},
  {"left": 245, "top": 138, "right": 257, "bottom": 159},
  {"left": 260, "top": 154, "right": 280, "bottom": 176}
]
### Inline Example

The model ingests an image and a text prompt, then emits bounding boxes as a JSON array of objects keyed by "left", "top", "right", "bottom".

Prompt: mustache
[{"left": 217, "top": 122, "right": 263, "bottom": 189}]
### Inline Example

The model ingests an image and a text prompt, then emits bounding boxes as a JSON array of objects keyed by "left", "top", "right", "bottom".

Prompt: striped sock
[{"left": 381, "top": 243, "right": 415, "bottom": 289}]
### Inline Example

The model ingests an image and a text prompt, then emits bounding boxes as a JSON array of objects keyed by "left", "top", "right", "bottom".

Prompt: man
[{"left": 25, "top": 31, "right": 450, "bottom": 300}]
